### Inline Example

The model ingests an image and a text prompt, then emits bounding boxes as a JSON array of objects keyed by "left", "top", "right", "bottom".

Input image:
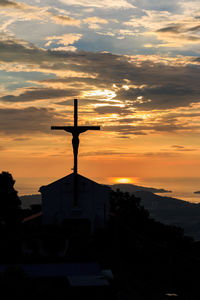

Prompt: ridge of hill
[
  {"left": 111, "top": 184, "right": 200, "bottom": 240},
  {"left": 110, "top": 183, "right": 171, "bottom": 194},
  {"left": 114, "top": 188, "right": 200, "bottom": 240},
  {"left": 20, "top": 183, "right": 200, "bottom": 240},
  {"left": 20, "top": 194, "right": 41, "bottom": 209}
]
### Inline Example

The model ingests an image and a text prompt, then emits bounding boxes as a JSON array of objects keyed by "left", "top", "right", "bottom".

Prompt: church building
[
  {"left": 39, "top": 173, "right": 110, "bottom": 232},
  {"left": 39, "top": 99, "right": 110, "bottom": 233}
]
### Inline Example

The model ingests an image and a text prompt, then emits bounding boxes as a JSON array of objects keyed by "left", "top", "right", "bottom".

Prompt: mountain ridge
[
  {"left": 20, "top": 183, "right": 200, "bottom": 240},
  {"left": 110, "top": 183, "right": 172, "bottom": 194}
]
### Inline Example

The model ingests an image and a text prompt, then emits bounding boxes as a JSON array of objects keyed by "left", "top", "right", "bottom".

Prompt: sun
[{"left": 114, "top": 177, "right": 133, "bottom": 184}]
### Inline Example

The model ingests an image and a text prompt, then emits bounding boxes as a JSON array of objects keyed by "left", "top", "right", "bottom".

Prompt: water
[
  {"left": 15, "top": 177, "right": 57, "bottom": 196},
  {"left": 139, "top": 177, "right": 200, "bottom": 203}
]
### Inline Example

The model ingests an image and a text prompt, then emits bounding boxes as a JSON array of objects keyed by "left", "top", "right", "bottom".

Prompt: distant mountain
[
  {"left": 111, "top": 185, "right": 200, "bottom": 240},
  {"left": 20, "top": 185, "right": 200, "bottom": 240},
  {"left": 138, "top": 191, "right": 200, "bottom": 240},
  {"left": 20, "top": 194, "right": 41, "bottom": 209},
  {"left": 20, "top": 183, "right": 170, "bottom": 208},
  {"left": 110, "top": 183, "right": 171, "bottom": 194}
]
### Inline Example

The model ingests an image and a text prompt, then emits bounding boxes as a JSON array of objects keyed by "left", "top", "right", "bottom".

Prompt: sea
[
  {"left": 139, "top": 177, "right": 200, "bottom": 203},
  {"left": 15, "top": 176, "right": 200, "bottom": 204}
]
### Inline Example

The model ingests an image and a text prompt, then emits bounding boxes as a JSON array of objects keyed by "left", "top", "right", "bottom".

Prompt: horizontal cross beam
[{"left": 51, "top": 126, "right": 100, "bottom": 134}]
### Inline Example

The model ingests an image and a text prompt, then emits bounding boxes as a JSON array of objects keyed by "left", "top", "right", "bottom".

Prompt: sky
[{"left": 0, "top": 0, "right": 200, "bottom": 194}]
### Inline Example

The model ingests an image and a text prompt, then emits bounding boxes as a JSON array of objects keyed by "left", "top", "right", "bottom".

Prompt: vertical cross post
[
  {"left": 51, "top": 99, "right": 100, "bottom": 207},
  {"left": 72, "top": 99, "right": 78, "bottom": 177},
  {"left": 73, "top": 99, "right": 78, "bottom": 207}
]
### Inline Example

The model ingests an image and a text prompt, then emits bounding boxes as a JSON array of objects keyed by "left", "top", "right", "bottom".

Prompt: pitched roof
[{"left": 39, "top": 173, "right": 110, "bottom": 192}]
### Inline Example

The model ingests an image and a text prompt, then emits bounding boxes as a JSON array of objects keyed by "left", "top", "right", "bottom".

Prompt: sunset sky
[{"left": 0, "top": 0, "right": 200, "bottom": 195}]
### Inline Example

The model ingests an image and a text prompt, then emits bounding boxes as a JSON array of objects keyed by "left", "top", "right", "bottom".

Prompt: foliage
[
  {"left": 110, "top": 189, "right": 149, "bottom": 227},
  {"left": 93, "top": 189, "right": 197, "bottom": 299},
  {"left": 110, "top": 189, "right": 185, "bottom": 242},
  {"left": 0, "top": 171, "right": 22, "bottom": 228}
]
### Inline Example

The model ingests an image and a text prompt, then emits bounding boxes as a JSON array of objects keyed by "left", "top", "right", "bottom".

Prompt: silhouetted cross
[{"left": 51, "top": 99, "right": 100, "bottom": 206}]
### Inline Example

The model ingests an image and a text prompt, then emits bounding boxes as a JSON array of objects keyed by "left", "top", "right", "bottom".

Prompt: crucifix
[{"left": 51, "top": 99, "right": 100, "bottom": 207}]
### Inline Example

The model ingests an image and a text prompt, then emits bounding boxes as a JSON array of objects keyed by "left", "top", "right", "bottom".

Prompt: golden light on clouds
[
  {"left": 0, "top": 0, "right": 200, "bottom": 197},
  {"left": 83, "top": 89, "right": 116, "bottom": 100}
]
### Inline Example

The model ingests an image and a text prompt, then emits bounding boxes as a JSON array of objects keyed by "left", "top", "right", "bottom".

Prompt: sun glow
[{"left": 114, "top": 177, "right": 134, "bottom": 184}]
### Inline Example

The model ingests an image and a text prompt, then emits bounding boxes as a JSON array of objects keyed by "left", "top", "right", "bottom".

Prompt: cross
[{"left": 51, "top": 99, "right": 100, "bottom": 207}]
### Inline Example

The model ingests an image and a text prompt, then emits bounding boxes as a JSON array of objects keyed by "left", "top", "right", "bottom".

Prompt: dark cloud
[
  {"left": 57, "top": 98, "right": 115, "bottom": 106},
  {"left": 0, "top": 1, "right": 80, "bottom": 26},
  {"left": 13, "top": 137, "right": 31, "bottom": 141},
  {"left": 94, "top": 105, "right": 130, "bottom": 115},
  {"left": 170, "top": 112, "right": 200, "bottom": 118},
  {"left": 157, "top": 25, "right": 181, "bottom": 33},
  {"left": 117, "top": 135, "right": 131, "bottom": 138},
  {"left": 0, "top": 37, "right": 81, "bottom": 69},
  {"left": 171, "top": 145, "right": 197, "bottom": 152},
  {"left": 103, "top": 121, "right": 200, "bottom": 136},
  {"left": 115, "top": 84, "right": 200, "bottom": 110},
  {"left": 0, "top": 107, "right": 68, "bottom": 135},
  {"left": 156, "top": 22, "right": 200, "bottom": 42},
  {"left": 171, "top": 145, "right": 185, "bottom": 149},
  {"left": 118, "top": 118, "right": 143, "bottom": 123},
  {"left": 131, "top": 131, "right": 147, "bottom": 135},
  {"left": 80, "top": 150, "right": 126, "bottom": 157},
  {"left": 104, "top": 125, "right": 148, "bottom": 135},
  {"left": 81, "top": 150, "right": 182, "bottom": 157},
  {"left": 0, "top": 88, "right": 79, "bottom": 103},
  {"left": 157, "top": 23, "right": 200, "bottom": 34},
  {"left": 41, "top": 77, "right": 105, "bottom": 86},
  {"left": 188, "top": 25, "right": 200, "bottom": 32},
  {"left": 142, "top": 151, "right": 179, "bottom": 158},
  {"left": 0, "top": 0, "right": 18, "bottom": 7},
  {"left": 0, "top": 36, "right": 200, "bottom": 111},
  {"left": 192, "top": 57, "right": 200, "bottom": 63},
  {"left": 0, "top": 38, "right": 44, "bottom": 64}
]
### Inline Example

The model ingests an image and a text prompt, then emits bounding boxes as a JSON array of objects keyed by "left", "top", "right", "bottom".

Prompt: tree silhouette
[
  {"left": 0, "top": 171, "right": 22, "bottom": 228},
  {"left": 95, "top": 189, "right": 196, "bottom": 299}
]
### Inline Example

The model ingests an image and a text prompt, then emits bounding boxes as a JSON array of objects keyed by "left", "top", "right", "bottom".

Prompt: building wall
[{"left": 40, "top": 175, "right": 110, "bottom": 231}]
